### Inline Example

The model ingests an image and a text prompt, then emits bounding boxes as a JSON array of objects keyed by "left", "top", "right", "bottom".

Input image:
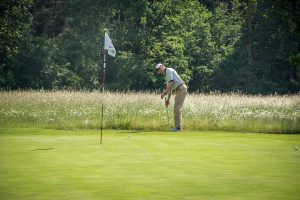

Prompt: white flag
[{"left": 104, "top": 32, "right": 116, "bottom": 57}]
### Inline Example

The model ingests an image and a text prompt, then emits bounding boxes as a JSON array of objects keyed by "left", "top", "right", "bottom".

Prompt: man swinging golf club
[{"left": 156, "top": 63, "right": 188, "bottom": 131}]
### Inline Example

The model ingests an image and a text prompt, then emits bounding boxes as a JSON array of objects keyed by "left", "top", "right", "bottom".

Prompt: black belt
[{"left": 175, "top": 83, "right": 184, "bottom": 91}]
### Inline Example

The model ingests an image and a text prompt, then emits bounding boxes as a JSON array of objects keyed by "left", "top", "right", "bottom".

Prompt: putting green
[{"left": 0, "top": 128, "right": 299, "bottom": 200}]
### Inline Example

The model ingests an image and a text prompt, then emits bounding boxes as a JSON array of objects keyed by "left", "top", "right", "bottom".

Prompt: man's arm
[
  {"left": 165, "top": 87, "right": 172, "bottom": 107},
  {"left": 161, "top": 81, "right": 173, "bottom": 101}
]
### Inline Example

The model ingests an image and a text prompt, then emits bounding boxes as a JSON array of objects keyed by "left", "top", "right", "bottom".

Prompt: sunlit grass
[
  {"left": 0, "top": 90, "right": 299, "bottom": 133},
  {"left": 0, "top": 129, "right": 300, "bottom": 200}
]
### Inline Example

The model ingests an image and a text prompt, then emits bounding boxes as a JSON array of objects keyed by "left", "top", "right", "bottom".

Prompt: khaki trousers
[{"left": 174, "top": 84, "right": 187, "bottom": 129}]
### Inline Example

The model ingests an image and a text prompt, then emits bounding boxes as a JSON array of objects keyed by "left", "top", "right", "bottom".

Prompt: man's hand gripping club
[{"left": 161, "top": 81, "right": 173, "bottom": 107}]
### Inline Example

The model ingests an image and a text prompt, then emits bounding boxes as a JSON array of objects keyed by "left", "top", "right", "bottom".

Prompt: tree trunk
[
  {"left": 51, "top": 0, "right": 58, "bottom": 39},
  {"left": 247, "top": 0, "right": 253, "bottom": 64}
]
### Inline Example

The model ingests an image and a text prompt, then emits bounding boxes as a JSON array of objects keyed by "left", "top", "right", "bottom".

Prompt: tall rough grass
[{"left": 0, "top": 90, "right": 299, "bottom": 133}]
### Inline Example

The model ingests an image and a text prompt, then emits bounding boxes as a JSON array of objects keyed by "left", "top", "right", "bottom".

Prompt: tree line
[{"left": 1, "top": 0, "right": 299, "bottom": 94}]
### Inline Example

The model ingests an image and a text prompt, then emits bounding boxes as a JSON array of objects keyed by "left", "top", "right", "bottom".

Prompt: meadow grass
[
  {"left": 0, "top": 90, "right": 299, "bottom": 133},
  {"left": 0, "top": 128, "right": 299, "bottom": 200}
]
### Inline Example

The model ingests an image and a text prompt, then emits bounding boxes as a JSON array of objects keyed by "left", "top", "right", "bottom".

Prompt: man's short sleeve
[{"left": 166, "top": 68, "right": 173, "bottom": 82}]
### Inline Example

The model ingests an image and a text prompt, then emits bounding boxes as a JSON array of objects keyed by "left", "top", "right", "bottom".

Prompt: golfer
[{"left": 156, "top": 63, "right": 188, "bottom": 131}]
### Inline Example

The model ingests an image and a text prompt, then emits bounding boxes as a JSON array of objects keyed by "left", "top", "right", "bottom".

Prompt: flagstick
[
  {"left": 100, "top": 102, "right": 104, "bottom": 144},
  {"left": 102, "top": 50, "right": 106, "bottom": 92}
]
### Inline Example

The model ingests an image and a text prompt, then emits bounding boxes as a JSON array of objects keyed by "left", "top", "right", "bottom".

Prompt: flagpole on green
[{"left": 103, "top": 49, "right": 106, "bottom": 92}]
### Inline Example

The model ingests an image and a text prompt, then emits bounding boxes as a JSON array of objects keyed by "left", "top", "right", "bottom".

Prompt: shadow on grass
[{"left": 30, "top": 148, "right": 55, "bottom": 151}]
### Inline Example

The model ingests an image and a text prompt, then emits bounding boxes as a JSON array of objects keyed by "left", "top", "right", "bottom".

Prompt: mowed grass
[{"left": 0, "top": 128, "right": 299, "bottom": 200}]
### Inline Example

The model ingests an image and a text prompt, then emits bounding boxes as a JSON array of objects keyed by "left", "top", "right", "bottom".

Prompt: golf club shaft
[{"left": 165, "top": 97, "right": 171, "bottom": 129}]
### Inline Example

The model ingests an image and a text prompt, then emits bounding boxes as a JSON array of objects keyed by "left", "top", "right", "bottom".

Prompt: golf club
[{"left": 165, "top": 97, "right": 171, "bottom": 130}]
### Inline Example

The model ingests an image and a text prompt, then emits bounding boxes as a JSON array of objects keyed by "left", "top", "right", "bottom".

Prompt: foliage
[
  {"left": 0, "top": 0, "right": 299, "bottom": 93},
  {"left": 213, "top": 0, "right": 300, "bottom": 94},
  {"left": 0, "top": 0, "right": 33, "bottom": 87}
]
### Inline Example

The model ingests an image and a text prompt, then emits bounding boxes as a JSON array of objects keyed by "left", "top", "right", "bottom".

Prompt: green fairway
[{"left": 0, "top": 129, "right": 299, "bottom": 200}]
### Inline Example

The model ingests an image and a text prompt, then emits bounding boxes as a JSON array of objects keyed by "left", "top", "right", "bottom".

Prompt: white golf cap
[{"left": 155, "top": 63, "right": 163, "bottom": 69}]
